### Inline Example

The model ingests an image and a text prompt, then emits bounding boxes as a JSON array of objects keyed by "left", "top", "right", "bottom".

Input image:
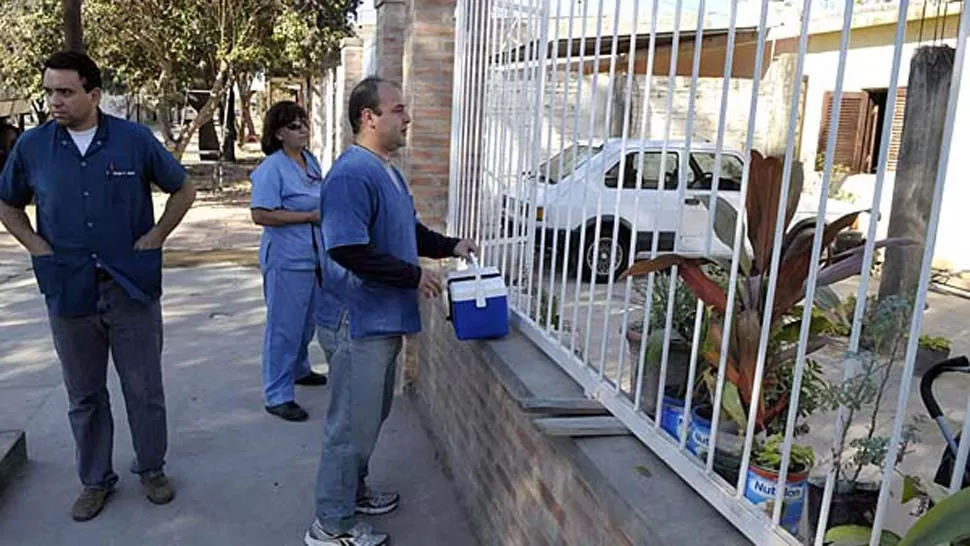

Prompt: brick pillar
[
  {"left": 376, "top": 0, "right": 406, "bottom": 84},
  {"left": 336, "top": 37, "right": 365, "bottom": 156},
  {"left": 402, "top": 0, "right": 459, "bottom": 232}
]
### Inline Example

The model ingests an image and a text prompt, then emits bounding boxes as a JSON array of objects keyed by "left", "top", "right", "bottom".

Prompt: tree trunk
[
  {"left": 63, "top": 0, "right": 84, "bottom": 52},
  {"left": 188, "top": 91, "right": 221, "bottom": 161},
  {"left": 222, "top": 86, "right": 237, "bottom": 162},
  {"left": 878, "top": 46, "right": 955, "bottom": 305},
  {"left": 236, "top": 73, "right": 256, "bottom": 145},
  {"left": 173, "top": 62, "right": 231, "bottom": 161}
]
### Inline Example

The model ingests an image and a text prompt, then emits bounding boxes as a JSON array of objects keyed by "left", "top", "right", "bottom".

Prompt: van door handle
[{"left": 684, "top": 197, "right": 701, "bottom": 206}]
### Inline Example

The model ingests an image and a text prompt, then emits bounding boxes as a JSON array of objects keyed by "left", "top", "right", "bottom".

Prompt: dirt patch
[{"left": 164, "top": 248, "right": 259, "bottom": 269}]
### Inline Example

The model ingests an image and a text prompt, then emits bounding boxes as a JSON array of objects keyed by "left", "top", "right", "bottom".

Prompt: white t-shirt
[{"left": 68, "top": 126, "right": 98, "bottom": 155}]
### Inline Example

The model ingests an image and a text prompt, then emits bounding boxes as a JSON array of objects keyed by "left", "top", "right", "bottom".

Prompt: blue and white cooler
[{"left": 446, "top": 257, "right": 509, "bottom": 340}]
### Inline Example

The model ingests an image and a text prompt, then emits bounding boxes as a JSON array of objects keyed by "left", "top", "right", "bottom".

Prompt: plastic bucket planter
[
  {"left": 687, "top": 405, "right": 743, "bottom": 484},
  {"left": 743, "top": 463, "right": 809, "bottom": 535},
  {"left": 660, "top": 396, "right": 685, "bottom": 440}
]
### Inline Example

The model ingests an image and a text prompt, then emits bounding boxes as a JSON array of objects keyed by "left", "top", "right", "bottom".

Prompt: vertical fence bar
[
  {"left": 473, "top": 0, "right": 499, "bottom": 255},
  {"left": 497, "top": 6, "right": 524, "bottom": 277},
  {"left": 586, "top": 0, "right": 627, "bottom": 381},
  {"left": 509, "top": 0, "right": 539, "bottom": 309},
  {"left": 704, "top": 0, "right": 770, "bottom": 478},
  {"left": 673, "top": 0, "right": 709, "bottom": 451},
  {"left": 620, "top": 0, "right": 662, "bottom": 410},
  {"left": 649, "top": 0, "right": 686, "bottom": 423},
  {"left": 597, "top": 0, "right": 648, "bottom": 385},
  {"left": 522, "top": 0, "right": 552, "bottom": 320},
  {"left": 557, "top": 0, "right": 592, "bottom": 352},
  {"left": 468, "top": 0, "right": 493, "bottom": 243},
  {"left": 812, "top": 3, "right": 911, "bottom": 541},
  {"left": 950, "top": 396, "right": 970, "bottom": 493},
  {"left": 734, "top": 0, "right": 814, "bottom": 499},
  {"left": 457, "top": 0, "right": 480, "bottom": 239},
  {"left": 869, "top": 6, "right": 969, "bottom": 542},
  {"left": 771, "top": 0, "right": 855, "bottom": 527},
  {"left": 484, "top": 0, "right": 513, "bottom": 267},
  {"left": 447, "top": 0, "right": 468, "bottom": 236},
  {"left": 688, "top": 0, "right": 737, "bottom": 460},
  {"left": 545, "top": 0, "right": 580, "bottom": 334},
  {"left": 533, "top": 0, "right": 564, "bottom": 330},
  {"left": 569, "top": 0, "right": 609, "bottom": 364}
]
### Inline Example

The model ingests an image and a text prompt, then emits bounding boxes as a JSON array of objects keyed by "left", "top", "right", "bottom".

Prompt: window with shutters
[
  {"left": 885, "top": 88, "right": 907, "bottom": 171},
  {"left": 817, "top": 91, "right": 869, "bottom": 173}
]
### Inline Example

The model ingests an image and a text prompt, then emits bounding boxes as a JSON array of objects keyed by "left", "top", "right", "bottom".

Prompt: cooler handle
[{"left": 470, "top": 252, "right": 487, "bottom": 308}]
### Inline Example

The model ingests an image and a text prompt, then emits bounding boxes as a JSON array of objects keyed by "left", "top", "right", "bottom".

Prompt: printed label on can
[{"left": 743, "top": 467, "right": 806, "bottom": 534}]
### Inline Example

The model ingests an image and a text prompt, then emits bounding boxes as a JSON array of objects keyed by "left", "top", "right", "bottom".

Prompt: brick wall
[
  {"left": 409, "top": 299, "right": 642, "bottom": 546},
  {"left": 377, "top": 0, "right": 406, "bottom": 84}
]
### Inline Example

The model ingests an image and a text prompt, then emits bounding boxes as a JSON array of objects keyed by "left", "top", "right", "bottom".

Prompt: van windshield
[{"left": 539, "top": 143, "right": 602, "bottom": 184}]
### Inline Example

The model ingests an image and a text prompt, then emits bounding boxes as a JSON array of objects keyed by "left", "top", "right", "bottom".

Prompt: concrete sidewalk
[{"left": 0, "top": 244, "right": 477, "bottom": 546}]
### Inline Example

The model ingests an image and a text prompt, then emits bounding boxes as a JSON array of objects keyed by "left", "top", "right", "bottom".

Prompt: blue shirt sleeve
[
  {"left": 321, "top": 174, "right": 373, "bottom": 250},
  {"left": 250, "top": 157, "right": 283, "bottom": 210},
  {"left": 0, "top": 140, "right": 32, "bottom": 209},
  {"left": 140, "top": 126, "right": 185, "bottom": 193}
]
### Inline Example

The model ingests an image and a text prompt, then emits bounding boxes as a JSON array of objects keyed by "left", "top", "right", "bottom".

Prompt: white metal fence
[{"left": 448, "top": 0, "right": 970, "bottom": 544}]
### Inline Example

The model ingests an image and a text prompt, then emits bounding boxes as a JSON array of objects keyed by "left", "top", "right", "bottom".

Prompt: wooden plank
[
  {"left": 520, "top": 398, "right": 609, "bottom": 416},
  {"left": 533, "top": 416, "right": 630, "bottom": 437}
]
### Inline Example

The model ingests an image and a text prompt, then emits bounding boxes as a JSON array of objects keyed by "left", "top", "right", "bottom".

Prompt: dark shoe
[
  {"left": 142, "top": 472, "right": 175, "bottom": 505},
  {"left": 71, "top": 486, "right": 113, "bottom": 522},
  {"left": 356, "top": 490, "right": 400, "bottom": 515},
  {"left": 295, "top": 371, "right": 328, "bottom": 386},
  {"left": 266, "top": 401, "right": 309, "bottom": 422}
]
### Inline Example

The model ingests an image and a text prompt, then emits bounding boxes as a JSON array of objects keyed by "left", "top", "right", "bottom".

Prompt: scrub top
[{"left": 250, "top": 149, "right": 323, "bottom": 271}]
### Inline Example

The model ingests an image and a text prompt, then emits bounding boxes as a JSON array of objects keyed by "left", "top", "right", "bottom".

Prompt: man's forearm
[
  {"left": 251, "top": 208, "right": 317, "bottom": 226},
  {"left": 0, "top": 201, "right": 51, "bottom": 255},
  {"left": 152, "top": 179, "right": 196, "bottom": 241}
]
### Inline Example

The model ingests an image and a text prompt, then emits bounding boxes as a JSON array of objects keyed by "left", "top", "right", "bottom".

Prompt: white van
[{"left": 503, "top": 138, "right": 866, "bottom": 282}]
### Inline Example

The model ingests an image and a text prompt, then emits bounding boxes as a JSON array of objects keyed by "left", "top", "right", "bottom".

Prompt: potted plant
[
  {"left": 805, "top": 296, "right": 925, "bottom": 541},
  {"left": 744, "top": 434, "right": 816, "bottom": 535},
  {"left": 624, "top": 271, "right": 703, "bottom": 420},
  {"left": 619, "top": 151, "right": 914, "bottom": 441},
  {"left": 916, "top": 335, "right": 951, "bottom": 376},
  {"left": 824, "top": 485, "right": 970, "bottom": 545}
]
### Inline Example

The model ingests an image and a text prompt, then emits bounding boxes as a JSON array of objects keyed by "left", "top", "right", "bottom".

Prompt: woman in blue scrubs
[{"left": 251, "top": 101, "right": 328, "bottom": 422}]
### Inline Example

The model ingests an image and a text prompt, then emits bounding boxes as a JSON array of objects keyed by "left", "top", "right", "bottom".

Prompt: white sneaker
[{"left": 304, "top": 520, "right": 389, "bottom": 546}]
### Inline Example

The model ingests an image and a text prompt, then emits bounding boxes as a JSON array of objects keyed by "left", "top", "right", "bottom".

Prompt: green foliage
[
  {"left": 825, "top": 488, "right": 970, "bottom": 546},
  {"left": 0, "top": 0, "right": 64, "bottom": 108},
  {"left": 919, "top": 335, "right": 951, "bottom": 352},
  {"left": 820, "top": 295, "right": 926, "bottom": 485},
  {"left": 752, "top": 434, "right": 815, "bottom": 473}
]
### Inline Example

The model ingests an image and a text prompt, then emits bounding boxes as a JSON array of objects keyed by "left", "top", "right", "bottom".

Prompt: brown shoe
[
  {"left": 141, "top": 473, "right": 175, "bottom": 505},
  {"left": 71, "top": 486, "right": 113, "bottom": 522}
]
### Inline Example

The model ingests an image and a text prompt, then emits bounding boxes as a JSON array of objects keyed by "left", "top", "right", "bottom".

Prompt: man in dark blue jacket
[{"left": 0, "top": 51, "right": 196, "bottom": 522}]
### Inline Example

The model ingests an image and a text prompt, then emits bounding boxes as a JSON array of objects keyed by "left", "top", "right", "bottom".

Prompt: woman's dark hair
[
  {"left": 43, "top": 51, "right": 102, "bottom": 92},
  {"left": 261, "top": 100, "right": 308, "bottom": 156}
]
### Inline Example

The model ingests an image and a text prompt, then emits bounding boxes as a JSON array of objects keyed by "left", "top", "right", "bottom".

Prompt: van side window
[
  {"left": 689, "top": 152, "right": 743, "bottom": 191},
  {"left": 604, "top": 151, "right": 678, "bottom": 190}
]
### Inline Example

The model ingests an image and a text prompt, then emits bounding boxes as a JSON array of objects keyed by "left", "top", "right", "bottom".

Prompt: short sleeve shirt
[
  {"left": 249, "top": 148, "right": 323, "bottom": 271},
  {"left": 0, "top": 112, "right": 186, "bottom": 317},
  {"left": 315, "top": 145, "right": 420, "bottom": 339}
]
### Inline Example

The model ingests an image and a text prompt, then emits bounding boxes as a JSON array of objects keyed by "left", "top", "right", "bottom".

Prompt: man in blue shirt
[
  {"left": 303, "top": 77, "right": 477, "bottom": 546},
  {"left": 0, "top": 52, "right": 196, "bottom": 522}
]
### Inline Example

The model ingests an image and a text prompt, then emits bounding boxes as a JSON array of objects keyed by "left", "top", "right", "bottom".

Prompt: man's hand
[
  {"left": 29, "top": 240, "right": 53, "bottom": 257},
  {"left": 308, "top": 210, "right": 321, "bottom": 225},
  {"left": 452, "top": 239, "right": 480, "bottom": 261},
  {"left": 418, "top": 267, "right": 443, "bottom": 298},
  {"left": 133, "top": 230, "right": 165, "bottom": 250}
]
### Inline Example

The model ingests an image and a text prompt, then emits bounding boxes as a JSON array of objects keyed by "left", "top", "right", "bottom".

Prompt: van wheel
[{"left": 582, "top": 224, "right": 631, "bottom": 283}]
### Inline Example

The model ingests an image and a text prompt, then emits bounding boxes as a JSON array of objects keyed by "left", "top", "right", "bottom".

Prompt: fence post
[{"left": 879, "top": 45, "right": 956, "bottom": 304}]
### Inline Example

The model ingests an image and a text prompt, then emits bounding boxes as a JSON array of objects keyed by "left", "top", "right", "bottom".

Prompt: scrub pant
[
  {"left": 261, "top": 267, "right": 317, "bottom": 407},
  {"left": 48, "top": 278, "right": 167, "bottom": 488},
  {"left": 313, "top": 314, "right": 401, "bottom": 534}
]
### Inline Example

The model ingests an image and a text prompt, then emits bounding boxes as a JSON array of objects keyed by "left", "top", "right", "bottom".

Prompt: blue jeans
[
  {"left": 261, "top": 267, "right": 316, "bottom": 406},
  {"left": 48, "top": 278, "right": 166, "bottom": 488},
  {"left": 313, "top": 314, "right": 401, "bottom": 533}
]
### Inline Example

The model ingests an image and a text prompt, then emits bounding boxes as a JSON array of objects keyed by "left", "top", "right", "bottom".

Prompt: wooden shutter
[
  {"left": 886, "top": 87, "right": 907, "bottom": 171},
  {"left": 817, "top": 91, "right": 868, "bottom": 173}
]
